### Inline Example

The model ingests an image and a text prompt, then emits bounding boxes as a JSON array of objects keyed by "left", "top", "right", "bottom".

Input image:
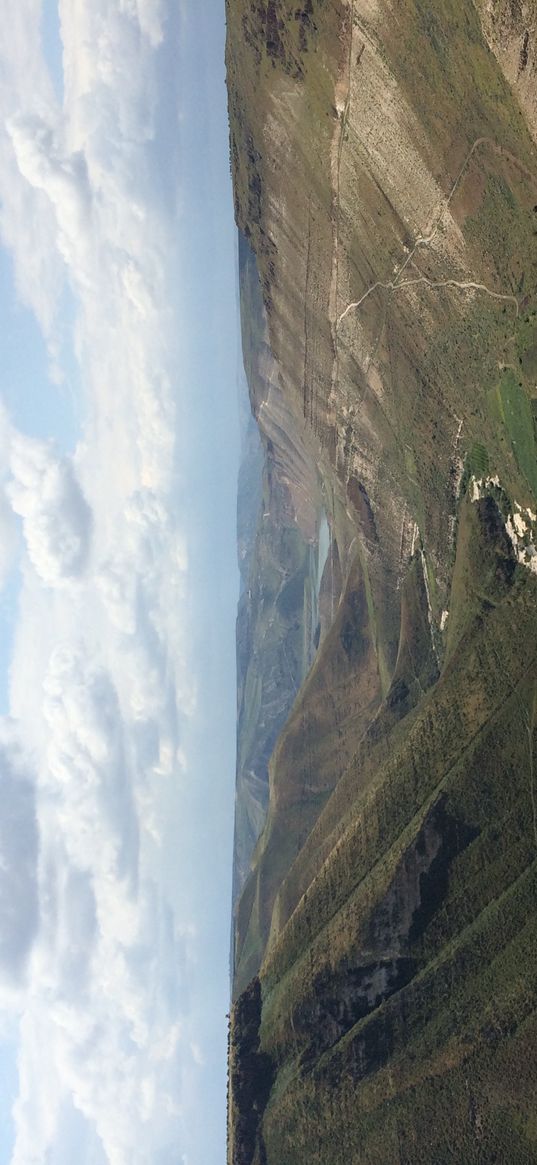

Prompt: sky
[{"left": 0, "top": 2, "right": 241, "bottom": 1163}]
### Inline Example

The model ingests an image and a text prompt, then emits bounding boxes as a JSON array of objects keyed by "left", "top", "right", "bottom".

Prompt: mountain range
[{"left": 227, "top": 3, "right": 537, "bottom": 1161}]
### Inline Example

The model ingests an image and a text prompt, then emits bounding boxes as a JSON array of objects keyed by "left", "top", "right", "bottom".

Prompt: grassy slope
[
  {"left": 229, "top": 502, "right": 537, "bottom": 1165},
  {"left": 226, "top": 1, "right": 537, "bottom": 1161}
]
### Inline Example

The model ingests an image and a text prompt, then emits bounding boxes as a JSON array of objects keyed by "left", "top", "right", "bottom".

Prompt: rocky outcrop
[{"left": 476, "top": 0, "right": 537, "bottom": 139}]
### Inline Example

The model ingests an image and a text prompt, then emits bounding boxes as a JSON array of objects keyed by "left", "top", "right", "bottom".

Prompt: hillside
[
  {"left": 232, "top": 232, "right": 329, "bottom": 914},
  {"left": 227, "top": 2, "right": 537, "bottom": 1162}
]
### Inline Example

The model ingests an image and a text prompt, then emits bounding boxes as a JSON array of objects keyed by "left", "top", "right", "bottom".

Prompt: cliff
[{"left": 227, "top": 1, "right": 537, "bottom": 1161}]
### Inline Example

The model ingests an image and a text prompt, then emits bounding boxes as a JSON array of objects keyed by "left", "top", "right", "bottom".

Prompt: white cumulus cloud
[{"left": 8, "top": 432, "right": 92, "bottom": 585}]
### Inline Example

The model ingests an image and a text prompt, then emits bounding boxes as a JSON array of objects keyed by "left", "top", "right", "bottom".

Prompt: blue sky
[
  {"left": 41, "top": 0, "right": 64, "bottom": 100},
  {"left": 0, "top": 3, "right": 240, "bottom": 1163}
]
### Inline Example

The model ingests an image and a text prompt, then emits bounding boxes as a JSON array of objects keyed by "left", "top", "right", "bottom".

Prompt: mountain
[
  {"left": 227, "top": 2, "right": 537, "bottom": 1162},
  {"left": 232, "top": 231, "right": 328, "bottom": 917}
]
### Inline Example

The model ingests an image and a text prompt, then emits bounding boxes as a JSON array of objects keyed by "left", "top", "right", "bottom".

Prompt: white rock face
[{"left": 471, "top": 476, "right": 537, "bottom": 574}]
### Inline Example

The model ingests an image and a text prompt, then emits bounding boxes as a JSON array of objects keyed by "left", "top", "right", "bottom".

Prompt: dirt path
[
  {"left": 337, "top": 135, "right": 531, "bottom": 328},
  {"left": 338, "top": 273, "right": 519, "bottom": 325},
  {"left": 392, "top": 136, "right": 536, "bottom": 286}
]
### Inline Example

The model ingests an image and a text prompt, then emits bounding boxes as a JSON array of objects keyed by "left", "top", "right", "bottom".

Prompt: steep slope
[{"left": 227, "top": 1, "right": 537, "bottom": 1161}]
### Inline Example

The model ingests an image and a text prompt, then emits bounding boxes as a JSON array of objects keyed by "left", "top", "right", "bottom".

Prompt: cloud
[
  {"left": 7, "top": 433, "right": 92, "bottom": 585},
  {"left": 0, "top": 491, "right": 19, "bottom": 587},
  {"left": 5, "top": 629, "right": 194, "bottom": 1164},
  {"left": 9, "top": 860, "right": 190, "bottom": 1165},
  {"left": 42, "top": 647, "right": 140, "bottom": 899},
  {"left": 0, "top": 0, "right": 198, "bottom": 1151},
  {"left": 0, "top": 2, "right": 238, "bottom": 1164},
  {"left": 8, "top": 113, "right": 92, "bottom": 279},
  {"left": 1, "top": 0, "right": 179, "bottom": 497},
  {"left": 0, "top": 1, "right": 62, "bottom": 338},
  {"left": 0, "top": 404, "right": 19, "bottom": 587},
  {"left": 0, "top": 731, "right": 39, "bottom": 982}
]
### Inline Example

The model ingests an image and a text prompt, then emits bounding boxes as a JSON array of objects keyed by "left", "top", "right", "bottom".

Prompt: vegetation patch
[
  {"left": 228, "top": 977, "right": 275, "bottom": 1165},
  {"left": 497, "top": 369, "right": 537, "bottom": 496}
]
